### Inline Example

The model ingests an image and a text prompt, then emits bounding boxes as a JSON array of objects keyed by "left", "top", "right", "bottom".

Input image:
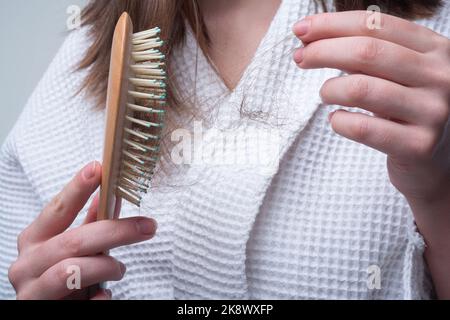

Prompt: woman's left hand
[{"left": 293, "top": 11, "right": 450, "bottom": 205}]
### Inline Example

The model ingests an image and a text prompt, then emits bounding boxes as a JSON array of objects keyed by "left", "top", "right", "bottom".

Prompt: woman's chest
[
  {"left": 108, "top": 104, "right": 423, "bottom": 300},
  {"left": 245, "top": 105, "right": 421, "bottom": 299}
]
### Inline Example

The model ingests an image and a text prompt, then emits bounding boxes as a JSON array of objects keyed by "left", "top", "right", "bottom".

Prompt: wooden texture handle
[{"left": 98, "top": 12, "right": 133, "bottom": 221}]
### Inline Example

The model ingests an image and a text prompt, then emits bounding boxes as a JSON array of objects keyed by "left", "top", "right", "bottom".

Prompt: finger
[
  {"left": 294, "top": 37, "right": 428, "bottom": 87},
  {"left": 293, "top": 11, "right": 440, "bottom": 53},
  {"left": 83, "top": 193, "right": 100, "bottom": 225},
  {"left": 21, "top": 255, "right": 125, "bottom": 300},
  {"left": 22, "top": 162, "right": 102, "bottom": 245},
  {"left": 320, "top": 74, "right": 438, "bottom": 125},
  {"left": 329, "top": 110, "right": 436, "bottom": 159},
  {"left": 83, "top": 193, "right": 122, "bottom": 225},
  {"left": 25, "top": 217, "right": 156, "bottom": 277},
  {"left": 112, "top": 197, "right": 122, "bottom": 220},
  {"left": 90, "top": 289, "right": 112, "bottom": 300}
]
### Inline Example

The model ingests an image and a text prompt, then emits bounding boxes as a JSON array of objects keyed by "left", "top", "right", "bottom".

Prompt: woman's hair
[{"left": 78, "top": 0, "right": 443, "bottom": 106}]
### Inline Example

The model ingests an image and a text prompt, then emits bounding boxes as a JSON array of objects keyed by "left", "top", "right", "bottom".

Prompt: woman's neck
[{"left": 197, "top": 0, "right": 281, "bottom": 90}]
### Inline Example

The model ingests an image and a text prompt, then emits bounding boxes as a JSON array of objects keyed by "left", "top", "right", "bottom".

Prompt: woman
[{"left": 0, "top": 0, "right": 449, "bottom": 300}]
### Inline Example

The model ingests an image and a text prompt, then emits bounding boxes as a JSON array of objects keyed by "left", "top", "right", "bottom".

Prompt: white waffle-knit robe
[{"left": 1, "top": 0, "right": 449, "bottom": 299}]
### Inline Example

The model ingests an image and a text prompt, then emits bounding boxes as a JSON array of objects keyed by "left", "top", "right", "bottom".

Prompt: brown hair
[{"left": 78, "top": 0, "right": 443, "bottom": 107}]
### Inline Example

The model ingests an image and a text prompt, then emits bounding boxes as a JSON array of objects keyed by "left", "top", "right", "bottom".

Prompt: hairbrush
[{"left": 97, "top": 12, "right": 166, "bottom": 221}]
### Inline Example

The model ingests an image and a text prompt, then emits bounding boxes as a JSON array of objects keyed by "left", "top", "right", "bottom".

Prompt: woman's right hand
[{"left": 8, "top": 162, "right": 157, "bottom": 300}]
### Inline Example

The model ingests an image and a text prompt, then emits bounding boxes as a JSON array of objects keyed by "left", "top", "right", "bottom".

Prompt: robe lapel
[{"left": 170, "top": 0, "right": 342, "bottom": 299}]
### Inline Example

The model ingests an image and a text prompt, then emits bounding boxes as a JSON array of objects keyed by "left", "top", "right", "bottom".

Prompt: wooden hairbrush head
[{"left": 98, "top": 12, "right": 166, "bottom": 221}]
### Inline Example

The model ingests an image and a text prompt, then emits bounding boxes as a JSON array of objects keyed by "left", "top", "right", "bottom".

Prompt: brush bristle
[{"left": 116, "top": 27, "right": 166, "bottom": 207}]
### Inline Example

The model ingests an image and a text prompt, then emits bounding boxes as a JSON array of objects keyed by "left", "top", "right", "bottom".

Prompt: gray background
[{"left": 0, "top": 0, "right": 87, "bottom": 144}]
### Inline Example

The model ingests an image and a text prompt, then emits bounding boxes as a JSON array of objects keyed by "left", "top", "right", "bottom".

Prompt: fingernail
[
  {"left": 293, "top": 19, "right": 310, "bottom": 36},
  {"left": 82, "top": 161, "right": 97, "bottom": 180},
  {"left": 119, "top": 262, "right": 127, "bottom": 275},
  {"left": 294, "top": 47, "right": 305, "bottom": 64},
  {"left": 328, "top": 111, "right": 336, "bottom": 123},
  {"left": 137, "top": 218, "right": 157, "bottom": 236}
]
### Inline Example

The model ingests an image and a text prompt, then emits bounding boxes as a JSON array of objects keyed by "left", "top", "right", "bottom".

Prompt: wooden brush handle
[
  {"left": 88, "top": 12, "right": 133, "bottom": 299},
  {"left": 98, "top": 12, "right": 134, "bottom": 221}
]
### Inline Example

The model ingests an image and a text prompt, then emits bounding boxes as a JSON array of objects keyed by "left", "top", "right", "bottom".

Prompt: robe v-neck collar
[{"left": 139, "top": 0, "right": 342, "bottom": 299}]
